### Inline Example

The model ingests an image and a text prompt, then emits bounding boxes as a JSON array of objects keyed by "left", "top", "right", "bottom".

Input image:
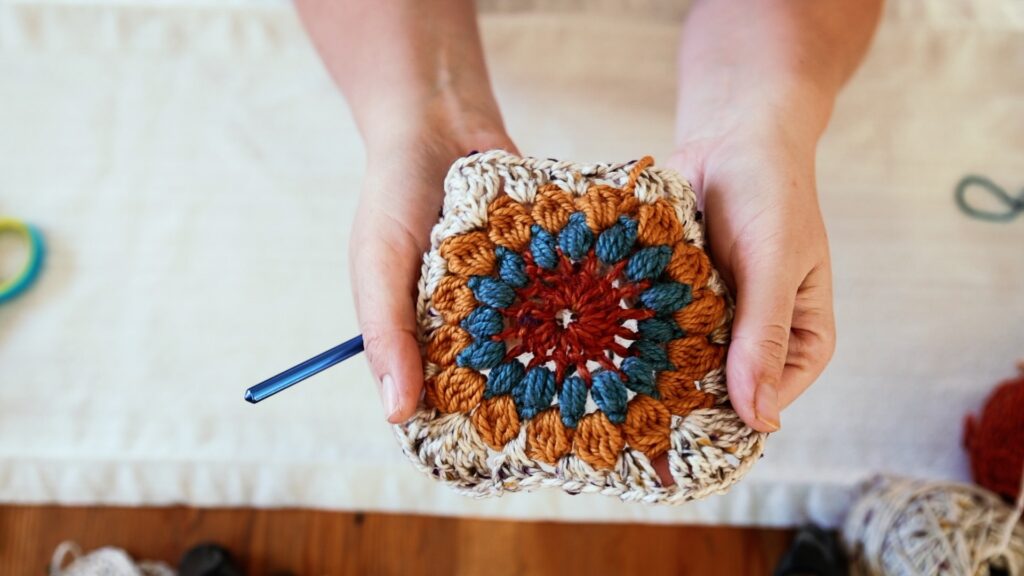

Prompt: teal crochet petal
[
  {"left": 626, "top": 245, "right": 672, "bottom": 281},
  {"left": 630, "top": 339, "right": 674, "bottom": 371},
  {"left": 557, "top": 212, "right": 594, "bottom": 261},
  {"left": 495, "top": 246, "right": 529, "bottom": 288},
  {"left": 621, "top": 357, "right": 658, "bottom": 398},
  {"left": 637, "top": 316, "right": 685, "bottom": 343},
  {"left": 514, "top": 366, "right": 557, "bottom": 420},
  {"left": 456, "top": 339, "right": 506, "bottom": 370},
  {"left": 460, "top": 306, "right": 504, "bottom": 338},
  {"left": 558, "top": 375, "right": 588, "bottom": 428},
  {"left": 595, "top": 216, "right": 638, "bottom": 264},
  {"left": 591, "top": 371, "right": 629, "bottom": 424},
  {"left": 468, "top": 276, "right": 516, "bottom": 309},
  {"left": 530, "top": 225, "right": 558, "bottom": 269},
  {"left": 640, "top": 281, "right": 692, "bottom": 314},
  {"left": 485, "top": 360, "right": 525, "bottom": 399}
]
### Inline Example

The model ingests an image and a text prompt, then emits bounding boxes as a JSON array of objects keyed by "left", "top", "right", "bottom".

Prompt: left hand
[{"left": 350, "top": 111, "right": 516, "bottom": 423}]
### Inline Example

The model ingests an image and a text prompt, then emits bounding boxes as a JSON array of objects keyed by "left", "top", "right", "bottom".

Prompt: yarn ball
[
  {"left": 965, "top": 365, "right": 1024, "bottom": 502},
  {"left": 395, "top": 151, "right": 766, "bottom": 504},
  {"left": 842, "top": 475, "right": 1024, "bottom": 576}
]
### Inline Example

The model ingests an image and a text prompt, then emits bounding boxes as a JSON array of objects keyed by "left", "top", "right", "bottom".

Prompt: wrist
[
  {"left": 675, "top": 75, "right": 835, "bottom": 152},
  {"left": 361, "top": 89, "right": 512, "bottom": 158}
]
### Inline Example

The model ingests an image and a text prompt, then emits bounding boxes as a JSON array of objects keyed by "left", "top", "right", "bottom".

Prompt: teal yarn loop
[
  {"left": 630, "top": 338, "right": 674, "bottom": 371},
  {"left": 460, "top": 306, "right": 504, "bottom": 338},
  {"left": 468, "top": 276, "right": 516, "bottom": 309},
  {"left": 640, "top": 282, "right": 692, "bottom": 314},
  {"left": 637, "top": 316, "right": 685, "bottom": 343},
  {"left": 485, "top": 360, "right": 525, "bottom": 399},
  {"left": 590, "top": 371, "right": 629, "bottom": 424},
  {"left": 514, "top": 366, "right": 557, "bottom": 420},
  {"left": 557, "top": 212, "right": 595, "bottom": 261},
  {"left": 456, "top": 339, "right": 506, "bottom": 370},
  {"left": 495, "top": 246, "right": 529, "bottom": 288},
  {"left": 626, "top": 245, "right": 672, "bottom": 281},
  {"left": 955, "top": 175, "right": 1024, "bottom": 222},
  {"left": 529, "top": 225, "right": 559, "bottom": 269},
  {"left": 558, "top": 376, "right": 588, "bottom": 428},
  {"left": 595, "top": 216, "right": 638, "bottom": 264},
  {"left": 621, "top": 357, "right": 659, "bottom": 398}
]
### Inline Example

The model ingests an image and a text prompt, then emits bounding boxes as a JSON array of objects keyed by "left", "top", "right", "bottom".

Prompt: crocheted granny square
[{"left": 398, "top": 151, "right": 766, "bottom": 504}]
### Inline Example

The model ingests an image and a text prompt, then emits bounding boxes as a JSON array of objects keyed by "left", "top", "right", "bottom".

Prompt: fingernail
[
  {"left": 754, "top": 382, "right": 781, "bottom": 432},
  {"left": 381, "top": 374, "right": 399, "bottom": 421}
]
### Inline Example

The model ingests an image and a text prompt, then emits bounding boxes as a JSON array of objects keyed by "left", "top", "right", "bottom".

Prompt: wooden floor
[{"left": 0, "top": 506, "right": 793, "bottom": 575}]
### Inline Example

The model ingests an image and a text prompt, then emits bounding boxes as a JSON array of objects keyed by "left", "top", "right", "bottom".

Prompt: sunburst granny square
[{"left": 396, "top": 150, "right": 766, "bottom": 504}]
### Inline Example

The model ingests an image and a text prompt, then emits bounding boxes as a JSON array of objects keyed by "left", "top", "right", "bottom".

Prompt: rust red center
[{"left": 496, "top": 251, "right": 655, "bottom": 385}]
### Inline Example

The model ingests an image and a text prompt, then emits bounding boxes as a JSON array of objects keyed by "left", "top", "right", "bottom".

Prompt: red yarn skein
[{"left": 964, "top": 362, "right": 1024, "bottom": 502}]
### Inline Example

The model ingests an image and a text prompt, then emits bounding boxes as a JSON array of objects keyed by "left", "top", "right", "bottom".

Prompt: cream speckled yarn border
[{"left": 394, "top": 150, "right": 767, "bottom": 504}]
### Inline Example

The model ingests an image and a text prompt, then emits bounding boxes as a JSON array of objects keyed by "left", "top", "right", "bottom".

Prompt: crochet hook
[{"left": 244, "top": 335, "right": 364, "bottom": 403}]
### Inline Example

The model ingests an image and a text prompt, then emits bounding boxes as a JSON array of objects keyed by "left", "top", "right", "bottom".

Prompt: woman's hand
[
  {"left": 667, "top": 114, "right": 835, "bottom": 432},
  {"left": 295, "top": 0, "right": 514, "bottom": 421},
  {"left": 352, "top": 120, "right": 515, "bottom": 422},
  {"left": 669, "top": 0, "right": 880, "bottom": 432}
]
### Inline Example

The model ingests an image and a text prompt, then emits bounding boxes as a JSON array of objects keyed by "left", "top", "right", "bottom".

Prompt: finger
[
  {"left": 351, "top": 221, "right": 425, "bottom": 424},
  {"left": 777, "top": 262, "right": 835, "bottom": 408},
  {"left": 652, "top": 453, "right": 675, "bottom": 487},
  {"left": 726, "top": 257, "right": 798, "bottom": 432}
]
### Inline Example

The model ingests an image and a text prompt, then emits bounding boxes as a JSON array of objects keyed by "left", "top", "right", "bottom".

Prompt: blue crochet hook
[{"left": 245, "top": 335, "right": 364, "bottom": 403}]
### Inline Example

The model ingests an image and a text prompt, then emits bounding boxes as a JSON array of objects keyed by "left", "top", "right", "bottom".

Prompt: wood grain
[{"left": 0, "top": 505, "right": 793, "bottom": 575}]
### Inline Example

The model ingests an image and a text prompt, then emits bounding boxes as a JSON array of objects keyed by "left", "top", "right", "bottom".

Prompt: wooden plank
[{"left": 0, "top": 505, "right": 793, "bottom": 575}]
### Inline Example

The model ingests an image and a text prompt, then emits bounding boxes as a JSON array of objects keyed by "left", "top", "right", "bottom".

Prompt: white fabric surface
[{"left": 1, "top": 1, "right": 1022, "bottom": 527}]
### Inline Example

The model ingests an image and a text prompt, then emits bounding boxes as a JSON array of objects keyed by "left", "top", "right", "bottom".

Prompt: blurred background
[{"left": 1, "top": 0, "right": 1022, "bottom": 574}]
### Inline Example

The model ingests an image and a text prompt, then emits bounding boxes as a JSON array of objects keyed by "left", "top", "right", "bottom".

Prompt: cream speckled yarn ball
[{"left": 843, "top": 475, "right": 1024, "bottom": 576}]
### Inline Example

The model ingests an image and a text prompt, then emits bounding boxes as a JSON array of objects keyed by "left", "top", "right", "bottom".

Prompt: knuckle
[
  {"left": 749, "top": 362, "right": 781, "bottom": 389},
  {"left": 787, "top": 326, "right": 835, "bottom": 377},
  {"left": 358, "top": 323, "right": 408, "bottom": 372},
  {"left": 795, "top": 306, "right": 837, "bottom": 366},
  {"left": 752, "top": 330, "right": 789, "bottom": 383},
  {"left": 361, "top": 321, "right": 402, "bottom": 344},
  {"left": 732, "top": 323, "right": 790, "bottom": 385},
  {"left": 807, "top": 326, "right": 837, "bottom": 366},
  {"left": 819, "top": 328, "right": 837, "bottom": 363},
  {"left": 755, "top": 323, "right": 790, "bottom": 361}
]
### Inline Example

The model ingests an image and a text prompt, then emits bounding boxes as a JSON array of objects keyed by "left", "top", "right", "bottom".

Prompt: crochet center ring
[{"left": 497, "top": 249, "right": 658, "bottom": 385}]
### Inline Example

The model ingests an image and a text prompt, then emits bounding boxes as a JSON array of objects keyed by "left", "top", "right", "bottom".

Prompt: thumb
[
  {"left": 352, "top": 240, "right": 424, "bottom": 424},
  {"left": 726, "top": 257, "right": 796, "bottom": 432}
]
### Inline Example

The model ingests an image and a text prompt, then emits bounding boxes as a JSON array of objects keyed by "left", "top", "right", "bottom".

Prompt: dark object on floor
[
  {"left": 178, "top": 543, "right": 243, "bottom": 576},
  {"left": 774, "top": 526, "right": 847, "bottom": 576}
]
